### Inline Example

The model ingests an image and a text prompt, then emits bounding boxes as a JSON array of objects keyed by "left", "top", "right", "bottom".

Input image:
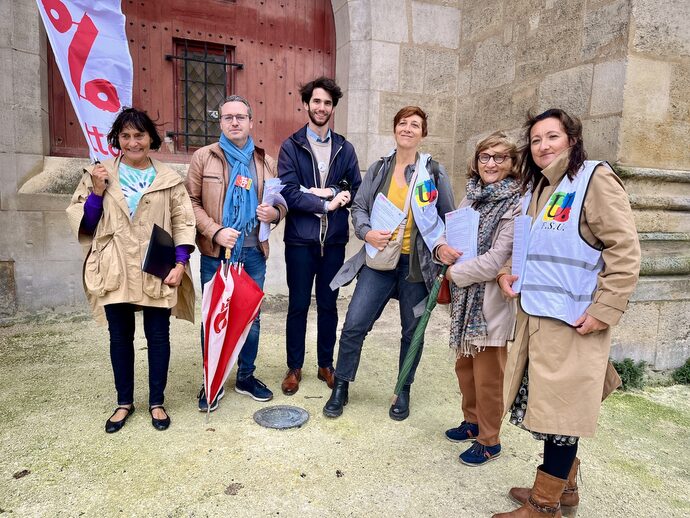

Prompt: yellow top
[{"left": 386, "top": 177, "right": 413, "bottom": 254}]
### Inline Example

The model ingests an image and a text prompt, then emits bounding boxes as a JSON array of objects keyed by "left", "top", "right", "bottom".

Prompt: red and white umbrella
[{"left": 201, "top": 262, "right": 264, "bottom": 417}]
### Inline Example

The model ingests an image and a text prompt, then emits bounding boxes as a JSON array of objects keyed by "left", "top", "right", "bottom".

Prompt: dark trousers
[
  {"left": 334, "top": 255, "right": 429, "bottom": 385},
  {"left": 104, "top": 303, "right": 171, "bottom": 407},
  {"left": 285, "top": 243, "right": 345, "bottom": 369}
]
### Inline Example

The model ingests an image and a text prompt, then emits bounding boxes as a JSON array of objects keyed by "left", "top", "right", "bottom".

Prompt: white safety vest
[{"left": 520, "top": 161, "right": 607, "bottom": 326}]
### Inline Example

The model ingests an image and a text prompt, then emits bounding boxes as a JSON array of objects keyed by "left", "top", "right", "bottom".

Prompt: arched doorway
[{"left": 47, "top": 0, "right": 336, "bottom": 159}]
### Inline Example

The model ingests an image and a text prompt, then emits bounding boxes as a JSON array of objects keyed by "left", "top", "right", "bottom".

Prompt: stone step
[
  {"left": 617, "top": 166, "right": 690, "bottom": 197},
  {"left": 640, "top": 240, "right": 690, "bottom": 276},
  {"left": 633, "top": 209, "right": 690, "bottom": 233}
]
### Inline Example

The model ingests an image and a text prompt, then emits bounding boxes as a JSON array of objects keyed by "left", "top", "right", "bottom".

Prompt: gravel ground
[{"left": 1, "top": 299, "right": 688, "bottom": 517}]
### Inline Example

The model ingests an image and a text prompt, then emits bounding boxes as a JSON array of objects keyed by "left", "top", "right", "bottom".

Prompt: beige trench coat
[
  {"left": 66, "top": 157, "right": 197, "bottom": 325},
  {"left": 502, "top": 151, "right": 640, "bottom": 438}
]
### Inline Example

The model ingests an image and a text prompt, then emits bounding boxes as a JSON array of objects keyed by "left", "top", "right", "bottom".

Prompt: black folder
[{"left": 142, "top": 224, "right": 176, "bottom": 279}]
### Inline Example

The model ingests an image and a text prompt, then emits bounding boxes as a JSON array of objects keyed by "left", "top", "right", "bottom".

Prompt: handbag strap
[{"left": 391, "top": 168, "right": 418, "bottom": 243}]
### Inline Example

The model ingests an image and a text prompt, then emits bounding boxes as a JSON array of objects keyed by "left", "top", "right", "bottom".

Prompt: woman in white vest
[
  {"left": 324, "top": 106, "right": 456, "bottom": 420},
  {"left": 434, "top": 131, "right": 521, "bottom": 467},
  {"left": 493, "top": 109, "right": 640, "bottom": 518}
]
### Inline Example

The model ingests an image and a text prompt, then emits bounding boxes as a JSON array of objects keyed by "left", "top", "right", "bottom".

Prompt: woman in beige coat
[
  {"left": 435, "top": 131, "right": 520, "bottom": 467},
  {"left": 493, "top": 109, "right": 640, "bottom": 517},
  {"left": 67, "top": 108, "right": 196, "bottom": 433}
]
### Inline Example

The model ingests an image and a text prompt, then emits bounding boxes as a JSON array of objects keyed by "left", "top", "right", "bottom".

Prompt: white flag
[{"left": 36, "top": 0, "right": 133, "bottom": 161}]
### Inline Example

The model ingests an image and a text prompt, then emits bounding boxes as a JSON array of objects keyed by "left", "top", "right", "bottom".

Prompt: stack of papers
[
  {"left": 366, "top": 193, "right": 407, "bottom": 258},
  {"left": 445, "top": 207, "right": 480, "bottom": 264},
  {"left": 511, "top": 215, "right": 532, "bottom": 292},
  {"left": 259, "top": 178, "right": 286, "bottom": 241}
]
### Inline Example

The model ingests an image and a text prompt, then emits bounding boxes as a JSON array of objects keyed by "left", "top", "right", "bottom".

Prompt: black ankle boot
[
  {"left": 323, "top": 377, "right": 349, "bottom": 418},
  {"left": 389, "top": 385, "right": 410, "bottom": 421}
]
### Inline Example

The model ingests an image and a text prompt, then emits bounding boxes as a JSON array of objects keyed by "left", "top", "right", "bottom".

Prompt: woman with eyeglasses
[
  {"left": 492, "top": 109, "right": 640, "bottom": 517},
  {"left": 67, "top": 108, "right": 196, "bottom": 433},
  {"left": 434, "top": 131, "right": 521, "bottom": 467},
  {"left": 324, "top": 106, "right": 455, "bottom": 420}
]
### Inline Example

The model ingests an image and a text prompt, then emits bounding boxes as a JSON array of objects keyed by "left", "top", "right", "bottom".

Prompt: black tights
[{"left": 542, "top": 440, "right": 578, "bottom": 480}]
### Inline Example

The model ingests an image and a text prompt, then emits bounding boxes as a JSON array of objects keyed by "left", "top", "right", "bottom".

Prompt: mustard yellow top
[{"left": 386, "top": 177, "right": 413, "bottom": 254}]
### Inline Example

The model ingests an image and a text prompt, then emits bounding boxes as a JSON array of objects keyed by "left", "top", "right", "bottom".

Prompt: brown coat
[
  {"left": 502, "top": 151, "right": 640, "bottom": 438},
  {"left": 184, "top": 143, "right": 287, "bottom": 259},
  {"left": 66, "top": 157, "right": 197, "bottom": 325}
]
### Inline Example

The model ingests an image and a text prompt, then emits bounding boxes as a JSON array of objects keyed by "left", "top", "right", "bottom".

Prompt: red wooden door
[{"left": 47, "top": 0, "right": 336, "bottom": 160}]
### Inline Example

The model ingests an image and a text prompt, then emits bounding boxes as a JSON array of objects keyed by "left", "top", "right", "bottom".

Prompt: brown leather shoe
[
  {"left": 509, "top": 458, "right": 580, "bottom": 510},
  {"left": 281, "top": 368, "right": 302, "bottom": 395},
  {"left": 317, "top": 366, "right": 335, "bottom": 389}
]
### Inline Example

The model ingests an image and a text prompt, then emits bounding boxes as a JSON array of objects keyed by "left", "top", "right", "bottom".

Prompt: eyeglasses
[
  {"left": 220, "top": 114, "right": 250, "bottom": 123},
  {"left": 478, "top": 153, "right": 510, "bottom": 164}
]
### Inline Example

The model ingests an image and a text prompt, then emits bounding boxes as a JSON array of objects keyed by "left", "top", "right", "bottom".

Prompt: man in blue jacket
[{"left": 278, "top": 76, "right": 361, "bottom": 396}]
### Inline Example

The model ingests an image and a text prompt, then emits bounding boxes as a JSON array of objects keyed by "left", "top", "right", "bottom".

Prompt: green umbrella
[{"left": 392, "top": 265, "right": 448, "bottom": 402}]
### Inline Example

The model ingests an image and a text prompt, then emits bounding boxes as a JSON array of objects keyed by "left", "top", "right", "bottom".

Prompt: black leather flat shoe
[
  {"left": 149, "top": 406, "right": 170, "bottom": 431},
  {"left": 105, "top": 405, "right": 135, "bottom": 433},
  {"left": 389, "top": 387, "right": 410, "bottom": 421}
]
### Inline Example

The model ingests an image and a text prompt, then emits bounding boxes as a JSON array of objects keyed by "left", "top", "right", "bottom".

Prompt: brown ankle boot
[
  {"left": 509, "top": 458, "right": 580, "bottom": 510},
  {"left": 492, "top": 467, "right": 566, "bottom": 517}
]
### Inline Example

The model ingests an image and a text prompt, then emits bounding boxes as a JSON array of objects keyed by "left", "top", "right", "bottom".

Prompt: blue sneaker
[
  {"left": 235, "top": 376, "right": 273, "bottom": 402},
  {"left": 459, "top": 441, "right": 501, "bottom": 466},
  {"left": 445, "top": 421, "right": 479, "bottom": 442},
  {"left": 198, "top": 386, "right": 224, "bottom": 412}
]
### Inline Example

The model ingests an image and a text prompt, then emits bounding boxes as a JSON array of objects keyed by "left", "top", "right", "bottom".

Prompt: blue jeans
[
  {"left": 104, "top": 303, "right": 171, "bottom": 407},
  {"left": 285, "top": 244, "right": 345, "bottom": 369},
  {"left": 334, "top": 254, "right": 429, "bottom": 385},
  {"left": 200, "top": 247, "right": 266, "bottom": 381}
]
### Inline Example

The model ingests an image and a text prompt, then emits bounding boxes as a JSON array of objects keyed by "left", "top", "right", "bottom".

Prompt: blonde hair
[{"left": 466, "top": 131, "right": 519, "bottom": 179}]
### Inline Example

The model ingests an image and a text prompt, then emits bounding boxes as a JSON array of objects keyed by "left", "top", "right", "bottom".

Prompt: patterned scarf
[
  {"left": 449, "top": 175, "right": 520, "bottom": 357},
  {"left": 219, "top": 134, "right": 258, "bottom": 262}
]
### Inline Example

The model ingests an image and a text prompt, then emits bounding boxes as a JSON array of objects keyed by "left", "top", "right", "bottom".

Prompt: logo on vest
[
  {"left": 541, "top": 191, "right": 575, "bottom": 231},
  {"left": 415, "top": 179, "right": 438, "bottom": 207}
]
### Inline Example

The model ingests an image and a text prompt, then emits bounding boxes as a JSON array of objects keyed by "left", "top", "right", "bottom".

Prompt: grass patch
[
  {"left": 612, "top": 357, "right": 646, "bottom": 390},
  {"left": 672, "top": 358, "right": 690, "bottom": 385}
]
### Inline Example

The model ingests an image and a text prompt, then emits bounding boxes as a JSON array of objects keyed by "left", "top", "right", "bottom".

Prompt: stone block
[
  {"left": 13, "top": 51, "right": 42, "bottom": 106},
  {"left": 14, "top": 106, "right": 45, "bottom": 155},
  {"left": 344, "top": 89, "right": 369, "bottom": 134},
  {"left": 0, "top": 151, "right": 18, "bottom": 195},
  {"left": 424, "top": 48, "right": 458, "bottom": 95},
  {"left": 347, "top": 40, "right": 371, "bottom": 90},
  {"left": 632, "top": 208, "right": 690, "bottom": 234},
  {"left": 13, "top": 258, "right": 86, "bottom": 311},
  {"left": 334, "top": 1, "right": 352, "bottom": 48},
  {"left": 15, "top": 153, "right": 45, "bottom": 189},
  {"left": 631, "top": 0, "right": 690, "bottom": 58},
  {"left": 515, "top": 23, "right": 582, "bottom": 81},
  {"left": 411, "top": 2, "right": 460, "bottom": 49},
  {"left": 0, "top": 1, "right": 12, "bottom": 47},
  {"left": 0, "top": 48, "right": 12, "bottom": 105},
  {"left": 367, "top": 90, "right": 381, "bottom": 133},
  {"left": 582, "top": 116, "right": 621, "bottom": 162},
  {"left": 461, "top": 0, "right": 504, "bottom": 42},
  {"left": 456, "top": 65, "right": 470, "bottom": 97},
  {"left": 369, "top": 41, "right": 400, "bottom": 91},
  {"left": 537, "top": 64, "right": 594, "bottom": 118},
  {"left": 45, "top": 211, "right": 82, "bottom": 260},
  {"left": 335, "top": 42, "right": 350, "bottom": 90},
  {"left": 421, "top": 137, "right": 454, "bottom": 177},
  {"left": 371, "top": 0, "right": 409, "bottom": 43},
  {"left": 0, "top": 210, "right": 45, "bottom": 261},
  {"left": 610, "top": 301, "right": 659, "bottom": 366},
  {"left": 656, "top": 300, "right": 690, "bottom": 369},
  {"left": 400, "top": 46, "right": 426, "bottom": 93},
  {"left": 511, "top": 83, "right": 539, "bottom": 128},
  {"left": 0, "top": 102, "right": 16, "bottom": 153},
  {"left": 590, "top": 59, "right": 626, "bottom": 116},
  {"left": 12, "top": 0, "right": 41, "bottom": 54},
  {"left": 470, "top": 36, "right": 515, "bottom": 93},
  {"left": 365, "top": 133, "right": 395, "bottom": 168},
  {"left": 347, "top": 0, "right": 372, "bottom": 41},
  {"left": 619, "top": 119, "right": 690, "bottom": 170},
  {"left": 427, "top": 95, "right": 456, "bottom": 137},
  {"left": 623, "top": 56, "right": 672, "bottom": 121},
  {"left": 582, "top": 0, "right": 630, "bottom": 60},
  {"left": 0, "top": 260, "right": 17, "bottom": 316},
  {"left": 345, "top": 132, "right": 369, "bottom": 171},
  {"left": 378, "top": 92, "right": 425, "bottom": 135},
  {"left": 669, "top": 62, "right": 690, "bottom": 123}
]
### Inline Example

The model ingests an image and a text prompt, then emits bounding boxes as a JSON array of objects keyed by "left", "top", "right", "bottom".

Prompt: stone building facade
[{"left": 2, "top": 0, "right": 689, "bottom": 369}]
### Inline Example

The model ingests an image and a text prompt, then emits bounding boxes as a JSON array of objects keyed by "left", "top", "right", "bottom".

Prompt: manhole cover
[{"left": 253, "top": 405, "right": 309, "bottom": 429}]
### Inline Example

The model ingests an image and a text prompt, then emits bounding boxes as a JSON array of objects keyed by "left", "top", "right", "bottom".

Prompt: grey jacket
[{"left": 330, "top": 152, "right": 455, "bottom": 292}]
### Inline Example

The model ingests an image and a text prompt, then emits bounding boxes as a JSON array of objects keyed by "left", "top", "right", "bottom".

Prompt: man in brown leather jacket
[{"left": 185, "top": 95, "right": 287, "bottom": 412}]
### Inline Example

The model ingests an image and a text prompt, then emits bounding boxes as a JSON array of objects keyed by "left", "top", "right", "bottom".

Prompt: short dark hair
[
  {"left": 299, "top": 76, "right": 343, "bottom": 107},
  {"left": 107, "top": 107, "right": 162, "bottom": 151},
  {"left": 520, "top": 108, "right": 586, "bottom": 191},
  {"left": 393, "top": 106, "right": 428, "bottom": 137}
]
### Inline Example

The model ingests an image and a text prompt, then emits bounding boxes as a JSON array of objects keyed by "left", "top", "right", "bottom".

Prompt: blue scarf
[{"left": 219, "top": 134, "right": 258, "bottom": 262}]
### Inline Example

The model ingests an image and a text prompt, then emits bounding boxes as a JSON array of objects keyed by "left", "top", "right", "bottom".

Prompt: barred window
[{"left": 169, "top": 40, "right": 240, "bottom": 151}]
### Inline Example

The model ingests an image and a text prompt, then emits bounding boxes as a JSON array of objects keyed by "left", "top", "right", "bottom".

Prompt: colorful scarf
[
  {"left": 449, "top": 175, "right": 520, "bottom": 357},
  {"left": 220, "top": 134, "right": 258, "bottom": 262}
]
